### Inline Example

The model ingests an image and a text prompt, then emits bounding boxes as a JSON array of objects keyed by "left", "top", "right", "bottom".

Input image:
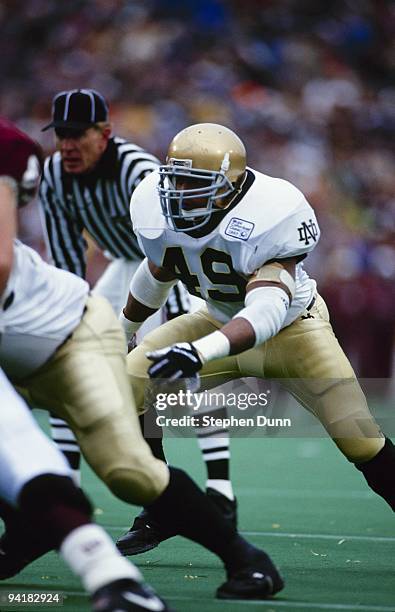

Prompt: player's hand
[{"left": 146, "top": 342, "right": 203, "bottom": 380}]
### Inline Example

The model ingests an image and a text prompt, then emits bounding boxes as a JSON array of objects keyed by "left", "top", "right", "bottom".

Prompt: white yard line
[
  {"left": 239, "top": 488, "right": 377, "bottom": 500},
  {"left": 242, "top": 531, "right": 395, "bottom": 543},
  {"left": 104, "top": 525, "right": 395, "bottom": 543}
]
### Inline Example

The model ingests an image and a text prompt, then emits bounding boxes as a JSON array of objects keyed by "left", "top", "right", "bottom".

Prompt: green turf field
[{"left": 1, "top": 434, "right": 394, "bottom": 612}]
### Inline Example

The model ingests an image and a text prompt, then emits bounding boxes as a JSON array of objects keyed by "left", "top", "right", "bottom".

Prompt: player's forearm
[
  {"left": 220, "top": 318, "right": 256, "bottom": 354},
  {"left": 192, "top": 319, "right": 255, "bottom": 364},
  {"left": 193, "top": 286, "right": 289, "bottom": 364},
  {"left": 0, "top": 181, "right": 17, "bottom": 301},
  {"left": 0, "top": 259, "right": 13, "bottom": 302},
  {"left": 119, "top": 258, "right": 177, "bottom": 338},
  {"left": 123, "top": 292, "right": 157, "bottom": 321}
]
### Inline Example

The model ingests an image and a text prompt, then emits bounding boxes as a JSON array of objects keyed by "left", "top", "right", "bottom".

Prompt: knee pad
[
  {"left": 334, "top": 436, "right": 385, "bottom": 464},
  {"left": 318, "top": 384, "right": 384, "bottom": 463},
  {"left": 105, "top": 464, "right": 167, "bottom": 507}
]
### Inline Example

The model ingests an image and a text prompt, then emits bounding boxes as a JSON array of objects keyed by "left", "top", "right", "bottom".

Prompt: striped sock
[
  {"left": 195, "top": 407, "right": 234, "bottom": 500},
  {"left": 49, "top": 415, "right": 81, "bottom": 486}
]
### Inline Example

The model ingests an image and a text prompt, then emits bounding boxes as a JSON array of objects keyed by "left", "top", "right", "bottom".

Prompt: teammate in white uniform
[
  {"left": 0, "top": 119, "right": 171, "bottom": 611},
  {"left": 0, "top": 118, "right": 285, "bottom": 603},
  {"left": 117, "top": 123, "right": 394, "bottom": 557}
]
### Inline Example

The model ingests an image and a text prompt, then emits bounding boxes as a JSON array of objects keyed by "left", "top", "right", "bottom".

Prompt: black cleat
[
  {"left": 116, "top": 489, "right": 238, "bottom": 556},
  {"left": 92, "top": 577, "right": 173, "bottom": 611},
  {"left": 116, "top": 510, "right": 170, "bottom": 556},
  {"left": 206, "top": 488, "right": 238, "bottom": 528},
  {"left": 216, "top": 550, "right": 284, "bottom": 600},
  {"left": 0, "top": 530, "right": 51, "bottom": 579}
]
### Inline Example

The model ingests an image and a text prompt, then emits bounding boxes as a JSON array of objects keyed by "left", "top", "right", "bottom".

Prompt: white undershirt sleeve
[
  {"left": 119, "top": 258, "right": 177, "bottom": 341},
  {"left": 234, "top": 285, "right": 289, "bottom": 346},
  {"left": 129, "top": 258, "right": 177, "bottom": 309}
]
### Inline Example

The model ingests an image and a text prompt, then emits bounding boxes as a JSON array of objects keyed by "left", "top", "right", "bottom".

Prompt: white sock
[
  {"left": 206, "top": 479, "right": 234, "bottom": 501},
  {"left": 60, "top": 524, "right": 141, "bottom": 594}
]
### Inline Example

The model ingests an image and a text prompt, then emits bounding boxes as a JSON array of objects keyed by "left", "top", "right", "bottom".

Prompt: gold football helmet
[{"left": 158, "top": 123, "right": 247, "bottom": 232}]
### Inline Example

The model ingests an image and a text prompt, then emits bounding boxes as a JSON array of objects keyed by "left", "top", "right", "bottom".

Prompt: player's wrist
[
  {"left": 192, "top": 331, "right": 230, "bottom": 364},
  {"left": 119, "top": 310, "right": 141, "bottom": 339}
]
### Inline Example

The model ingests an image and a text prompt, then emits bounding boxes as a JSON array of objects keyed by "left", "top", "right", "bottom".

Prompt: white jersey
[
  {"left": 0, "top": 241, "right": 89, "bottom": 379},
  {"left": 131, "top": 168, "right": 320, "bottom": 325}
]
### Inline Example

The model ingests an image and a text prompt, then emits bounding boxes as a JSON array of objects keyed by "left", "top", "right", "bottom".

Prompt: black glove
[{"left": 147, "top": 342, "right": 203, "bottom": 381}]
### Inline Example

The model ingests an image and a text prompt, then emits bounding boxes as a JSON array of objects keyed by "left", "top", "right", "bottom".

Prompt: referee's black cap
[{"left": 42, "top": 89, "right": 109, "bottom": 131}]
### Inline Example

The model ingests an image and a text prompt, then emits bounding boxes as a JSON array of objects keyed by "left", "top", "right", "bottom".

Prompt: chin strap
[{"left": 220, "top": 171, "right": 247, "bottom": 209}]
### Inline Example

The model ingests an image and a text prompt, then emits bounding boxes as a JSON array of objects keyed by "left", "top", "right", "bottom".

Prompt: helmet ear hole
[{"left": 232, "top": 173, "right": 246, "bottom": 194}]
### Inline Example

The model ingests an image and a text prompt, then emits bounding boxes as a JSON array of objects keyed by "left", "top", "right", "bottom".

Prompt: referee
[{"left": 39, "top": 89, "right": 189, "bottom": 481}]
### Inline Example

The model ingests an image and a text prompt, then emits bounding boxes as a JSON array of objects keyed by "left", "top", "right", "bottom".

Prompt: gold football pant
[
  {"left": 17, "top": 295, "right": 169, "bottom": 505},
  {"left": 126, "top": 294, "right": 384, "bottom": 463}
]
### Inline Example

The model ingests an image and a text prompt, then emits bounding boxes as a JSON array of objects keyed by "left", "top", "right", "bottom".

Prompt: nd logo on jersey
[{"left": 297, "top": 219, "right": 319, "bottom": 245}]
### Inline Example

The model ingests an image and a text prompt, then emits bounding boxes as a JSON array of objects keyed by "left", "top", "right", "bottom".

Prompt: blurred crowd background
[{"left": 1, "top": 0, "right": 394, "bottom": 379}]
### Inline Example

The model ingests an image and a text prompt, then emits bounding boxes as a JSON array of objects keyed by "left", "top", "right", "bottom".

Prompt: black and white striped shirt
[{"left": 39, "top": 136, "right": 159, "bottom": 277}]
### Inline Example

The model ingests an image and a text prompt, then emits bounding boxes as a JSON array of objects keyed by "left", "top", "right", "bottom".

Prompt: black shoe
[
  {"left": 116, "top": 510, "right": 170, "bottom": 556},
  {"left": 92, "top": 577, "right": 173, "bottom": 611},
  {"left": 206, "top": 488, "right": 238, "bottom": 528},
  {"left": 216, "top": 550, "right": 284, "bottom": 600},
  {"left": 116, "top": 488, "right": 238, "bottom": 557},
  {"left": 0, "top": 530, "right": 51, "bottom": 579}
]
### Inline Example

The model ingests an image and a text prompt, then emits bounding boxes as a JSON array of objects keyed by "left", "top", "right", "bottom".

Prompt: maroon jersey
[{"left": 0, "top": 117, "right": 42, "bottom": 205}]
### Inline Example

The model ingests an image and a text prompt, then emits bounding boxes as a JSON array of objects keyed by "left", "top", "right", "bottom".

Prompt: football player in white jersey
[
  {"left": 0, "top": 118, "right": 284, "bottom": 603},
  {"left": 0, "top": 124, "right": 171, "bottom": 612},
  {"left": 117, "top": 123, "right": 394, "bottom": 556}
]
